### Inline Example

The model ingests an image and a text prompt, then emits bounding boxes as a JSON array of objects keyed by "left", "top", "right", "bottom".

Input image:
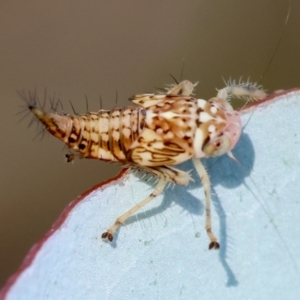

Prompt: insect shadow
[{"left": 116, "top": 131, "right": 254, "bottom": 286}]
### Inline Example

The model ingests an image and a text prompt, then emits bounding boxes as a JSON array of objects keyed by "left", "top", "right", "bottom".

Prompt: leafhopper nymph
[{"left": 20, "top": 79, "right": 266, "bottom": 249}]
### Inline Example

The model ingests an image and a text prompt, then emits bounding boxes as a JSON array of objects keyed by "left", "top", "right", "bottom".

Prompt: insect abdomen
[{"left": 29, "top": 105, "right": 146, "bottom": 163}]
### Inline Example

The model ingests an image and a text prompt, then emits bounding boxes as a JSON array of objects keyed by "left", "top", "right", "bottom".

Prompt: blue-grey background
[{"left": 0, "top": 0, "right": 299, "bottom": 287}]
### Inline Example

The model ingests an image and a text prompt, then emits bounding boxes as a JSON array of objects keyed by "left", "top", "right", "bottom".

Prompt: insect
[{"left": 19, "top": 79, "right": 266, "bottom": 249}]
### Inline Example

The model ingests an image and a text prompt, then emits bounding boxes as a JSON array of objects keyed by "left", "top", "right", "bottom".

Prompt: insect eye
[{"left": 203, "top": 136, "right": 230, "bottom": 157}]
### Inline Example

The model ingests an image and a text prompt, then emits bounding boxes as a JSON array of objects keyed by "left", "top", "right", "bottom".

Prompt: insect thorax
[{"left": 128, "top": 95, "right": 241, "bottom": 167}]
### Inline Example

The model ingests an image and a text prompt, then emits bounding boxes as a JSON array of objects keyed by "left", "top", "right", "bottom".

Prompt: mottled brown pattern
[
  {"left": 147, "top": 99, "right": 197, "bottom": 138},
  {"left": 28, "top": 106, "right": 146, "bottom": 163}
]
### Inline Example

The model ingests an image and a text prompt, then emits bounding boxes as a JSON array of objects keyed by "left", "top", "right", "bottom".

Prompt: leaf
[{"left": 2, "top": 90, "right": 300, "bottom": 300}]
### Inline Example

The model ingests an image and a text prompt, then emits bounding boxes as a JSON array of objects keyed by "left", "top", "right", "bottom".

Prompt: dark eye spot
[
  {"left": 68, "top": 137, "right": 75, "bottom": 143},
  {"left": 79, "top": 143, "right": 86, "bottom": 150},
  {"left": 216, "top": 142, "right": 221, "bottom": 147}
]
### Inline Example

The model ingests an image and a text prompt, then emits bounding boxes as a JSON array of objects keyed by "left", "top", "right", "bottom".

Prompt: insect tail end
[{"left": 17, "top": 89, "right": 70, "bottom": 142}]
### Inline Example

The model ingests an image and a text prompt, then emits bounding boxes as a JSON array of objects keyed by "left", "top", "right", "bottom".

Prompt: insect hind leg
[{"left": 102, "top": 165, "right": 191, "bottom": 242}]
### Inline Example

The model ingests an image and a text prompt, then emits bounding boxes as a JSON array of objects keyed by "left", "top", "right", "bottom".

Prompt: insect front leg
[
  {"left": 101, "top": 165, "right": 191, "bottom": 242},
  {"left": 192, "top": 158, "right": 220, "bottom": 250}
]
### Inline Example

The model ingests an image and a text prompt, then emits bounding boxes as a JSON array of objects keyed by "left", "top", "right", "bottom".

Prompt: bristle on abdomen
[{"left": 19, "top": 90, "right": 146, "bottom": 163}]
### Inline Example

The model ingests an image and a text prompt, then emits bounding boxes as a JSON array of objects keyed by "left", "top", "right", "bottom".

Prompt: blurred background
[{"left": 0, "top": 0, "right": 299, "bottom": 287}]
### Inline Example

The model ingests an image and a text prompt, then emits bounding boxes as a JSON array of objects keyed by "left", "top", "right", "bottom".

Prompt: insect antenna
[
  {"left": 259, "top": 1, "right": 292, "bottom": 83},
  {"left": 230, "top": 0, "right": 292, "bottom": 134}
]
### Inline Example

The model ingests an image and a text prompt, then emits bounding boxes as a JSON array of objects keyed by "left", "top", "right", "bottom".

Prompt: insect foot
[
  {"left": 101, "top": 232, "right": 114, "bottom": 242},
  {"left": 209, "top": 242, "right": 220, "bottom": 250}
]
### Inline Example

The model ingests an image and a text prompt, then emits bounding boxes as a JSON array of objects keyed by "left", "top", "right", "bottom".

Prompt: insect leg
[
  {"left": 216, "top": 79, "right": 266, "bottom": 102},
  {"left": 65, "top": 151, "right": 84, "bottom": 163},
  {"left": 192, "top": 158, "right": 220, "bottom": 250},
  {"left": 102, "top": 165, "right": 191, "bottom": 242},
  {"left": 102, "top": 178, "right": 167, "bottom": 242}
]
